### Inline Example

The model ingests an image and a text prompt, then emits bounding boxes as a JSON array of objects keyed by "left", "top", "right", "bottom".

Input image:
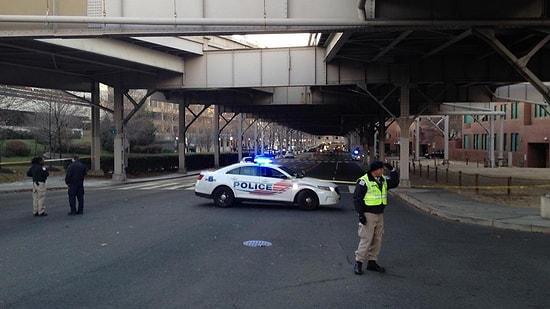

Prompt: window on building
[
  {"left": 511, "top": 103, "right": 519, "bottom": 119},
  {"left": 503, "top": 133, "right": 507, "bottom": 151},
  {"left": 463, "top": 134, "right": 470, "bottom": 149},
  {"left": 500, "top": 104, "right": 507, "bottom": 120},
  {"left": 464, "top": 115, "right": 472, "bottom": 124},
  {"left": 473, "top": 134, "right": 479, "bottom": 150},
  {"left": 481, "top": 134, "right": 488, "bottom": 150},
  {"left": 534, "top": 104, "right": 550, "bottom": 118},
  {"left": 511, "top": 133, "right": 520, "bottom": 152}
]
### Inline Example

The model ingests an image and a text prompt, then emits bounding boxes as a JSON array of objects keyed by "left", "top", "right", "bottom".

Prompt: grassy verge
[{"left": 0, "top": 139, "right": 90, "bottom": 183}]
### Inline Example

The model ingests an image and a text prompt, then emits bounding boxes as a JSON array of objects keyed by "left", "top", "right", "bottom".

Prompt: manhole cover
[{"left": 243, "top": 240, "right": 272, "bottom": 247}]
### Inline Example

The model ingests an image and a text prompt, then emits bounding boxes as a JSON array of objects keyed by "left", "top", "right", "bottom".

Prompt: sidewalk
[
  {"left": 2, "top": 166, "right": 550, "bottom": 234},
  {"left": 393, "top": 159, "right": 550, "bottom": 234},
  {"left": 392, "top": 188, "right": 550, "bottom": 234},
  {"left": 0, "top": 172, "right": 195, "bottom": 194}
]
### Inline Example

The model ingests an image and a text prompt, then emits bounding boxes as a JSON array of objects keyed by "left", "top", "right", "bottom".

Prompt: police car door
[
  {"left": 259, "top": 166, "right": 294, "bottom": 202},
  {"left": 228, "top": 165, "right": 261, "bottom": 200}
]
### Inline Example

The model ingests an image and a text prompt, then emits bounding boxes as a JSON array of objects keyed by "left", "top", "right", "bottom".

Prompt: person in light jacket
[
  {"left": 27, "top": 156, "right": 49, "bottom": 217},
  {"left": 353, "top": 160, "right": 399, "bottom": 275}
]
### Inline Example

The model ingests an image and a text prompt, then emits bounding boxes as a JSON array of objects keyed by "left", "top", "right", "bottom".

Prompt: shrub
[
  {"left": 4, "top": 140, "right": 31, "bottom": 157},
  {"left": 71, "top": 142, "right": 91, "bottom": 155}
]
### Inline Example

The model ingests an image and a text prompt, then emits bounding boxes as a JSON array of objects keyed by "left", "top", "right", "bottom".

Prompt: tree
[
  {"left": 100, "top": 107, "right": 157, "bottom": 153},
  {"left": 0, "top": 92, "right": 27, "bottom": 167},
  {"left": 27, "top": 94, "right": 86, "bottom": 159}
]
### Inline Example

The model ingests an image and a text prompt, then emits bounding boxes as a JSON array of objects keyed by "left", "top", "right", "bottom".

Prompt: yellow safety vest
[{"left": 359, "top": 175, "right": 388, "bottom": 206}]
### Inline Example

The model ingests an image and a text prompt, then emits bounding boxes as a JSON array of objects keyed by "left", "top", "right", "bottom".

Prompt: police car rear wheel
[
  {"left": 212, "top": 186, "right": 234, "bottom": 208},
  {"left": 297, "top": 190, "right": 319, "bottom": 210}
]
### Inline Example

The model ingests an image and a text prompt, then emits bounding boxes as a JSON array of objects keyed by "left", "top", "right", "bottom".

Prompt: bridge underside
[
  {"left": 2, "top": 0, "right": 550, "bottom": 181},
  {"left": 2, "top": 0, "right": 550, "bottom": 136}
]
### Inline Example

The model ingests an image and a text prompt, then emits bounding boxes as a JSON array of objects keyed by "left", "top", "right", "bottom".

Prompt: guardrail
[{"left": 409, "top": 161, "right": 550, "bottom": 198}]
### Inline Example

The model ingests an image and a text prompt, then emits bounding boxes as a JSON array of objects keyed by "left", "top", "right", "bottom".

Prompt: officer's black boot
[
  {"left": 366, "top": 260, "right": 386, "bottom": 273},
  {"left": 354, "top": 261, "right": 363, "bottom": 275}
]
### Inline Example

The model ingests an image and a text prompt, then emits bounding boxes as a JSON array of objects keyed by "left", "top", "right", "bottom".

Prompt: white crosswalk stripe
[
  {"left": 105, "top": 180, "right": 353, "bottom": 193},
  {"left": 109, "top": 179, "right": 196, "bottom": 191}
]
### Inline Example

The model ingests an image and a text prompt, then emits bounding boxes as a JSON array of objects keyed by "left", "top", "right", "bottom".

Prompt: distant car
[
  {"left": 194, "top": 161, "right": 340, "bottom": 210},
  {"left": 283, "top": 152, "right": 295, "bottom": 158},
  {"left": 240, "top": 156, "right": 254, "bottom": 163},
  {"left": 351, "top": 149, "right": 362, "bottom": 161},
  {"left": 241, "top": 155, "right": 274, "bottom": 164},
  {"left": 252, "top": 155, "right": 274, "bottom": 164},
  {"left": 425, "top": 150, "right": 444, "bottom": 159}
]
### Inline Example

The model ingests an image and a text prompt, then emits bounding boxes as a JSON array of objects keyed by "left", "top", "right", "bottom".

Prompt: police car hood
[{"left": 297, "top": 177, "right": 337, "bottom": 187}]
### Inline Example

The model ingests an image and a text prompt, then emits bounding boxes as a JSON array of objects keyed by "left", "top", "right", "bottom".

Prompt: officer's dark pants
[{"left": 68, "top": 182, "right": 85, "bottom": 213}]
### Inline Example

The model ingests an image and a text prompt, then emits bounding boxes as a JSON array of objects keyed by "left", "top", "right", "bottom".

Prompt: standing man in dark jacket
[
  {"left": 353, "top": 160, "right": 399, "bottom": 275},
  {"left": 65, "top": 154, "right": 87, "bottom": 215},
  {"left": 27, "top": 156, "right": 49, "bottom": 217}
]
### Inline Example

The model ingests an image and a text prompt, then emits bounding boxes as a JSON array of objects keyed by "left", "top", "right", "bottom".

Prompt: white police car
[{"left": 194, "top": 161, "right": 340, "bottom": 210}]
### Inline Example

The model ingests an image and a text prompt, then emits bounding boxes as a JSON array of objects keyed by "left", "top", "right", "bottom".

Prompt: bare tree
[
  {"left": 100, "top": 108, "right": 156, "bottom": 152},
  {"left": 126, "top": 108, "right": 157, "bottom": 147},
  {"left": 0, "top": 93, "right": 27, "bottom": 166},
  {"left": 28, "top": 95, "right": 86, "bottom": 159}
]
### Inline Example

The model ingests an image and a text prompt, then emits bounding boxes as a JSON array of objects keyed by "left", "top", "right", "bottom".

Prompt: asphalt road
[{"left": 1, "top": 154, "right": 549, "bottom": 309}]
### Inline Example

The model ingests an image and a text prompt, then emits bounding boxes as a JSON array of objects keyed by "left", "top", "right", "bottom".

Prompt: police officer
[
  {"left": 353, "top": 160, "right": 399, "bottom": 275},
  {"left": 65, "top": 154, "right": 87, "bottom": 215},
  {"left": 27, "top": 156, "right": 49, "bottom": 217}
]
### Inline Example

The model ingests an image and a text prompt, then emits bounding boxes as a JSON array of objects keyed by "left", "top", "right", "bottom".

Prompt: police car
[{"left": 194, "top": 161, "right": 340, "bottom": 210}]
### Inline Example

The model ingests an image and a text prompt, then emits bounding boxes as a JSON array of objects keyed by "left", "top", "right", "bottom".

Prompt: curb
[{"left": 394, "top": 191, "right": 550, "bottom": 234}]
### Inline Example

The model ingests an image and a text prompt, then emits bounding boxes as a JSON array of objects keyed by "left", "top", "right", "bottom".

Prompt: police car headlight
[{"left": 318, "top": 185, "right": 335, "bottom": 192}]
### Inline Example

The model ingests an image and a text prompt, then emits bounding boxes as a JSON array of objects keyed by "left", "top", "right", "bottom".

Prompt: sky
[{"left": 239, "top": 33, "right": 311, "bottom": 48}]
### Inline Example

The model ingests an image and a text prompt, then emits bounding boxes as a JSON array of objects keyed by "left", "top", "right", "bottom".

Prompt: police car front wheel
[
  {"left": 212, "top": 186, "right": 235, "bottom": 208},
  {"left": 296, "top": 190, "right": 319, "bottom": 211}
]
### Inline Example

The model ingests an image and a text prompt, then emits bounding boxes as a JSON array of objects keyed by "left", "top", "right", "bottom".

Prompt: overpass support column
[
  {"left": 497, "top": 114, "right": 504, "bottom": 166},
  {"left": 359, "top": 125, "right": 374, "bottom": 166},
  {"left": 89, "top": 81, "right": 103, "bottom": 176},
  {"left": 414, "top": 118, "right": 420, "bottom": 161},
  {"left": 397, "top": 66, "right": 412, "bottom": 187},
  {"left": 238, "top": 113, "right": 243, "bottom": 161},
  {"left": 214, "top": 104, "right": 220, "bottom": 168},
  {"left": 178, "top": 100, "right": 187, "bottom": 174},
  {"left": 378, "top": 111, "right": 386, "bottom": 163},
  {"left": 112, "top": 87, "right": 127, "bottom": 181}
]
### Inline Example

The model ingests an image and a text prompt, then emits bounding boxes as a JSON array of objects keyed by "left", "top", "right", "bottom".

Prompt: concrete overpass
[{"left": 2, "top": 0, "right": 550, "bottom": 185}]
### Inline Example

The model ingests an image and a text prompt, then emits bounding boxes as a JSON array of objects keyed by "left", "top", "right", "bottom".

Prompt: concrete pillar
[
  {"left": 214, "top": 104, "right": 220, "bottom": 168},
  {"left": 364, "top": 127, "right": 375, "bottom": 165},
  {"left": 398, "top": 65, "right": 412, "bottom": 187},
  {"left": 238, "top": 113, "right": 243, "bottom": 161},
  {"left": 443, "top": 115, "right": 449, "bottom": 165},
  {"left": 414, "top": 118, "right": 420, "bottom": 161},
  {"left": 497, "top": 114, "right": 505, "bottom": 166},
  {"left": 89, "top": 81, "right": 103, "bottom": 176},
  {"left": 378, "top": 112, "right": 386, "bottom": 163},
  {"left": 541, "top": 193, "right": 550, "bottom": 219},
  {"left": 178, "top": 101, "right": 186, "bottom": 173},
  {"left": 490, "top": 115, "right": 495, "bottom": 167},
  {"left": 112, "top": 87, "right": 126, "bottom": 181}
]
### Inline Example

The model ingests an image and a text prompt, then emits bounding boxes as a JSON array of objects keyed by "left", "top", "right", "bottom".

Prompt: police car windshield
[{"left": 278, "top": 165, "right": 304, "bottom": 178}]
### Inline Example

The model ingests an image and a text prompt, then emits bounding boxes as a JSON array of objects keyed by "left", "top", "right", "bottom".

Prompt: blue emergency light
[{"left": 253, "top": 156, "right": 273, "bottom": 165}]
